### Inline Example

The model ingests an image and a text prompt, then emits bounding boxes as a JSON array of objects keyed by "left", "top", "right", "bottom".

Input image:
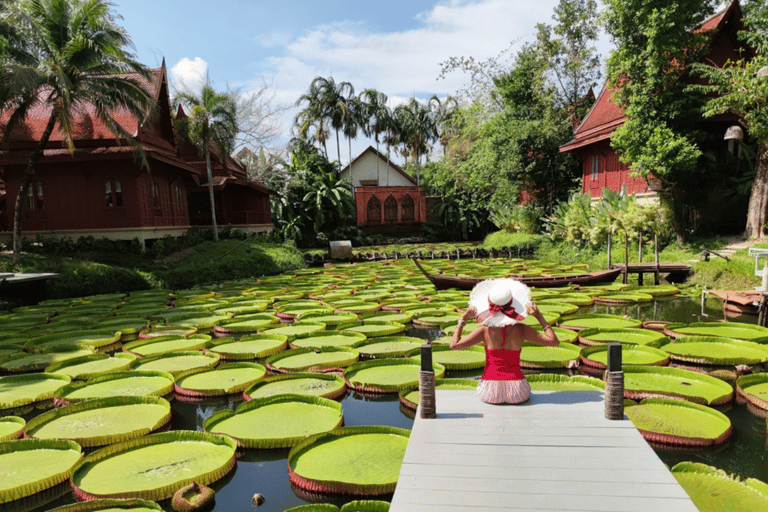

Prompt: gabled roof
[
  {"left": 0, "top": 63, "right": 172, "bottom": 149},
  {"left": 341, "top": 146, "right": 418, "bottom": 186},
  {"left": 560, "top": 0, "right": 746, "bottom": 154}
]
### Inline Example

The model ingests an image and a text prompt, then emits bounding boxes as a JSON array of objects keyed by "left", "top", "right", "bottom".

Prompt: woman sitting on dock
[{"left": 450, "top": 279, "right": 559, "bottom": 404}]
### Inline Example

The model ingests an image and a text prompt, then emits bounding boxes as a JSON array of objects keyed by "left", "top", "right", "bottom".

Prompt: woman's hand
[
  {"left": 461, "top": 306, "right": 477, "bottom": 322},
  {"left": 526, "top": 302, "right": 542, "bottom": 318}
]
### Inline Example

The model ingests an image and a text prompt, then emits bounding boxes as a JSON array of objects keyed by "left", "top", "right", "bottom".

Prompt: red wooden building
[
  {"left": 340, "top": 146, "right": 427, "bottom": 233},
  {"left": 0, "top": 61, "right": 272, "bottom": 246},
  {"left": 560, "top": 1, "right": 754, "bottom": 203}
]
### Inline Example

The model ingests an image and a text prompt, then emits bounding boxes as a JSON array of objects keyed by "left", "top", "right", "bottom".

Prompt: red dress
[
  {"left": 481, "top": 348, "right": 524, "bottom": 380},
  {"left": 476, "top": 325, "right": 530, "bottom": 404}
]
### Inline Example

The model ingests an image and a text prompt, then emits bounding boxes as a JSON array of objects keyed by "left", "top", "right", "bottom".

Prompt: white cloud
[
  {"left": 254, "top": 0, "right": 611, "bottom": 164},
  {"left": 169, "top": 57, "right": 208, "bottom": 93}
]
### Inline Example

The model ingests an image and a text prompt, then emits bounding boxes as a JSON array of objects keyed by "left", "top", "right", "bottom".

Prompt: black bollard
[
  {"left": 605, "top": 343, "right": 624, "bottom": 420},
  {"left": 419, "top": 344, "right": 436, "bottom": 418}
]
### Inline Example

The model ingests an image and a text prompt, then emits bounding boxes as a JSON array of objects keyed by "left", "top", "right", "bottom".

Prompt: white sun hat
[{"left": 468, "top": 278, "right": 531, "bottom": 328}]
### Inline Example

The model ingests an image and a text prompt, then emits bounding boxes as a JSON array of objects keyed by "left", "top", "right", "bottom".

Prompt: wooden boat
[
  {"left": 707, "top": 289, "right": 761, "bottom": 315},
  {"left": 412, "top": 258, "right": 622, "bottom": 290}
]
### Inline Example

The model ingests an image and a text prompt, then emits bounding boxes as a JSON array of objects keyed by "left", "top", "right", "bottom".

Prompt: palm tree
[
  {"left": 342, "top": 95, "right": 364, "bottom": 181},
  {"left": 173, "top": 76, "right": 238, "bottom": 241},
  {"left": 360, "top": 89, "right": 390, "bottom": 184},
  {"left": 0, "top": 0, "right": 155, "bottom": 260},
  {"left": 294, "top": 79, "right": 330, "bottom": 157},
  {"left": 298, "top": 77, "right": 354, "bottom": 166},
  {"left": 429, "top": 95, "right": 459, "bottom": 157}
]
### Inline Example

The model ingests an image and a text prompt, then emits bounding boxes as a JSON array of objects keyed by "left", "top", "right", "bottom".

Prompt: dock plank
[{"left": 389, "top": 390, "right": 698, "bottom": 512}]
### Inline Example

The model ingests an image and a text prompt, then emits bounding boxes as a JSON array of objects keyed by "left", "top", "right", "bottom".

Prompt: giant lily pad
[
  {"left": 47, "top": 498, "right": 163, "bottom": 511},
  {"left": 298, "top": 311, "right": 360, "bottom": 326},
  {"left": 53, "top": 370, "right": 174, "bottom": 406},
  {"left": 527, "top": 374, "right": 605, "bottom": 391},
  {"left": 520, "top": 342, "right": 581, "bottom": 369},
  {"left": 352, "top": 337, "right": 426, "bottom": 359},
  {"left": 25, "top": 330, "right": 121, "bottom": 351},
  {"left": 657, "top": 336, "right": 768, "bottom": 365},
  {"left": 45, "top": 353, "right": 137, "bottom": 380},
  {"left": 736, "top": 373, "right": 768, "bottom": 411},
  {"left": 577, "top": 327, "right": 668, "bottom": 346},
  {"left": 623, "top": 366, "right": 734, "bottom": 405},
  {"left": 213, "top": 314, "right": 280, "bottom": 334},
  {"left": 671, "top": 462, "right": 768, "bottom": 511},
  {"left": 339, "top": 321, "right": 407, "bottom": 338},
  {"left": 663, "top": 322, "right": 768, "bottom": 342},
  {"left": 399, "top": 378, "right": 478, "bottom": 410},
  {"left": 0, "top": 416, "right": 24, "bottom": 441},
  {"left": 265, "top": 347, "right": 359, "bottom": 373},
  {"left": 204, "top": 394, "right": 343, "bottom": 448},
  {"left": 1, "top": 373, "right": 71, "bottom": 411},
  {"left": 262, "top": 321, "right": 326, "bottom": 341},
  {"left": 23, "top": 396, "right": 172, "bottom": 447},
  {"left": 1, "top": 346, "right": 96, "bottom": 373},
  {"left": 0, "top": 439, "right": 83, "bottom": 504},
  {"left": 204, "top": 334, "right": 288, "bottom": 360},
  {"left": 291, "top": 331, "right": 367, "bottom": 349},
  {"left": 343, "top": 358, "right": 446, "bottom": 393},
  {"left": 625, "top": 398, "right": 731, "bottom": 446},
  {"left": 288, "top": 426, "right": 410, "bottom": 495},
  {"left": 244, "top": 373, "right": 346, "bottom": 400},
  {"left": 70, "top": 431, "right": 237, "bottom": 501},
  {"left": 128, "top": 351, "right": 220, "bottom": 377},
  {"left": 558, "top": 314, "right": 642, "bottom": 331},
  {"left": 122, "top": 334, "right": 211, "bottom": 357},
  {"left": 579, "top": 345, "right": 669, "bottom": 369},
  {"left": 407, "top": 345, "right": 485, "bottom": 370},
  {"left": 174, "top": 362, "right": 266, "bottom": 397}
]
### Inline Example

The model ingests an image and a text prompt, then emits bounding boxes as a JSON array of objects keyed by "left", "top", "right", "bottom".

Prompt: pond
[{"left": 5, "top": 288, "right": 768, "bottom": 512}]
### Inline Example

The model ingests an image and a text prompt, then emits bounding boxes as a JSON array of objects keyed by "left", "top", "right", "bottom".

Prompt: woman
[{"left": 450, "top": 278, "right": 559, "bottom": 404}]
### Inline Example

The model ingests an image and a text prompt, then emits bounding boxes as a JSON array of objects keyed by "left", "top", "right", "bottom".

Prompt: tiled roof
[
  {"left": 0, "top": 68, "right": 161, "bottom": 143},
  {"left": 560, "top": 1, "right": 740, "bottom": 154}
]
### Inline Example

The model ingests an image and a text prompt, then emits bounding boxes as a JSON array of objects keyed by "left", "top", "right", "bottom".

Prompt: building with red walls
[
  {"left": 340, "top": 146, "right": 427, "bottom": 233},
  {"left": 560, "top": 1, "right": 755, "bottom": 205},
  {"left": 0, "top": 61, "right": 272, "bottom": 246}
]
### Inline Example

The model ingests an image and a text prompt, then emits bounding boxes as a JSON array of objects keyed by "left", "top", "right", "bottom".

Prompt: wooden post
[
  {"left": 419, "top": 344, "right": 436, "bottom": 418},
  {"left": 623, "top": 232, "right": 629, "bottom": 284},
  {"left": 637, "top": 231, "right": 644, "bottom": 286},
  {"left": 605, "top": 343, "right": 624, "bottom": 420},
  {"left": 607, "top": 231, "right": 612, "bottom": 268},
  {"left": 759, "top": 293, "right": 768, "bottom": 328},
  {"left": 654, "top": 234, "right": 660, "bottom": 285}
]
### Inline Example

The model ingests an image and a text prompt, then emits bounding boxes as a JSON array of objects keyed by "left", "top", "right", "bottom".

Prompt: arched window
[
  {"left": 367, "top": 195, "right": 381, "bottom": 224},
  {"left": 384, "top": 195, "right": 398, "bottom": 222},
  {"left": 401, "top": 194, "right": 415, "bottom": 221}
]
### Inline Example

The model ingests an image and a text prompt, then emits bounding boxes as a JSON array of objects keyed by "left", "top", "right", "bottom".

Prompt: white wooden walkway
[{"left": 390, "top": 389, "right": 699, "bottom": 512}]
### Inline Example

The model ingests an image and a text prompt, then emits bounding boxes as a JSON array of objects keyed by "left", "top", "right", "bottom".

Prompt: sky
[{"left": 112, "top": 0, "right": 614, "bottom": 165}]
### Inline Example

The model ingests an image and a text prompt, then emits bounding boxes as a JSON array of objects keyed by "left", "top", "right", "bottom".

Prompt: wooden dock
[
  {"left": 390, "top": 389, "right": 698, "bottom": 512},
  {"left": 610, "top": 262, "right": 691, "bottom": 284}
]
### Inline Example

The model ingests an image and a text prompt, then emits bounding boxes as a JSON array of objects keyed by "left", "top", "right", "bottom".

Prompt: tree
[
  {"left": 360, "top": 88, "right": 391, "bottom": 182},
  {"left": 173, "top": 76, "right": 238, "bottom": 242},
  {"left": 294, "top": 76, "right": 354, "bottom": 166},
  {"left": 691, "top": 1, "right": 768, "bottom": 238},
  {"left": 602, "top": 0, "right": 719, "bottom": 242},
  {"left": 228, "top": 78, "right": 290, "bottom": 155},
  {"left": 0, "top": 0, "right": 155, "bottom": 260},
  {"left": 429, "top": 95, "right": 459, "bottom": 157},
  {"left": 535, "top": 0, "right": 601, "bottom": 121}
]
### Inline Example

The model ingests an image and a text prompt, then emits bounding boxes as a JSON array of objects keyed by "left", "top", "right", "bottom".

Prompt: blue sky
[{"left": 112, "top": 0, "right": 613, "bottom": 163}]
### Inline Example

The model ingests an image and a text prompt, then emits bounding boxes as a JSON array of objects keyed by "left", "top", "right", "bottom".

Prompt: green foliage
[
  {"left": 603, "top": 0, "right": 719, "bottom": 239},
  {"left": 545, "top": 189, "right": 671, "bottom": 245},
  {"left": 490, "top": 205, "right": 542, "bottom": 234},
  {"left": 271, "top": 147, "right": 357, "bottom": 248},
  {"left": 482, "top": 231, "right": 546, "bottom": 254}
]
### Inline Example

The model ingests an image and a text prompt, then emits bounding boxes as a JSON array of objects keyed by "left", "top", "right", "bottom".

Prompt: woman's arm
[
  {"left": 522, "top": 303, "right": 559, "bottom": 346},
  {"left": 449, "top": 307, "right": 486, "bottom": 350}
]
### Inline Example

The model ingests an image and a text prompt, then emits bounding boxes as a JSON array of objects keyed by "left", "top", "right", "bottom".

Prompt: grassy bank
[{"left": 0, "top": 239, "right": 305, "bottom": 302}]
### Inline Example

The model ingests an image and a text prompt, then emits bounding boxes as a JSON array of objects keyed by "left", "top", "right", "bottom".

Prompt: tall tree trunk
[
  {"left": 13, "top": 116, "right": 58, "bottom": 261},
  {"left": 746, "top": 143, "right": 768, "bottom": 239},
  {"left": 206, "top": 149, "right": 219, "bottom": 241},
  {"left": 335, "top": 128, "right": 341, "bottom": 165}
]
